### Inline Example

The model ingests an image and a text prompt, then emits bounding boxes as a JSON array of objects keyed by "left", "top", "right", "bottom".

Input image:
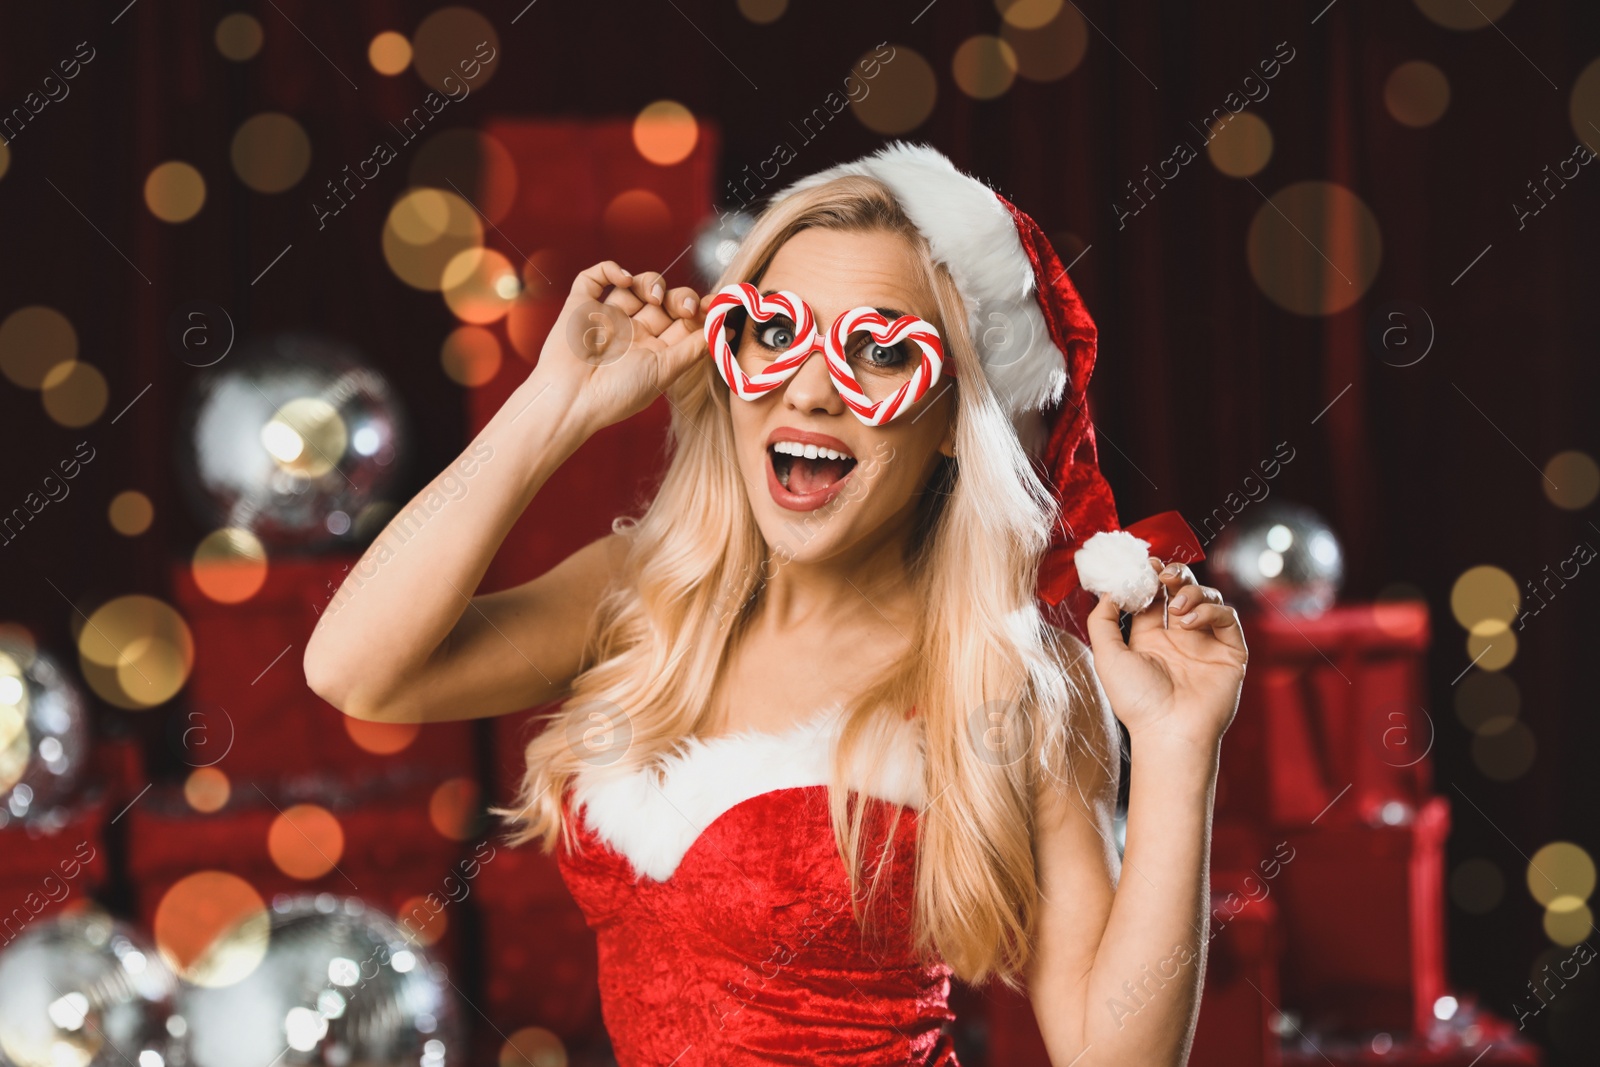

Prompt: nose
[{"left": 780, "top": 337, "right": 843, "bottom": 417}]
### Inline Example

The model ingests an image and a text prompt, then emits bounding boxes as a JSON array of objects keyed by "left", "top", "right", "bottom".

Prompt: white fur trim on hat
[
  {"left": 770, "top": 143, "right": 1068, "bottom": 447},
  {"left": 1075, "top": 530, "right": 1160, "bottom": 613}
]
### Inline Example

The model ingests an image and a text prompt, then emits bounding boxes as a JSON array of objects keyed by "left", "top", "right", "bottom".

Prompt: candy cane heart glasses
[{"left": 703, "top": 282, "right": 950, "bottom": 427}]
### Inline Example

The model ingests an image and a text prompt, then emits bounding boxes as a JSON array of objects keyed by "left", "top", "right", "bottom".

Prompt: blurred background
[{"left": 0, "top": 0, "right": 1597, "bottom": 1064}]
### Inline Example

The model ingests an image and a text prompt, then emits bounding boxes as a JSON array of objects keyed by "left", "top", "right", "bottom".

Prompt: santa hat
[{"left": 770, "top": 143, "right": 1202, "bottom": 636}]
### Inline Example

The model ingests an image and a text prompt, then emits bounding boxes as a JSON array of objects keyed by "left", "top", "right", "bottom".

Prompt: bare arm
[
  {"left": 1028, "top": 564, "right": 1247, "bottom": 1065},
  {"left": 302, "top": 261, "right": 709, "bottom": 723}
]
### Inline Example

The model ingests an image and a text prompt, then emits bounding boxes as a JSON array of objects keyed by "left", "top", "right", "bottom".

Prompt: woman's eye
[
  {"left": 757, "top": 322, "right": 795, "bottom": 349},
  {"left": 852, "top": 338, "right": 909, "bottom": 369}
]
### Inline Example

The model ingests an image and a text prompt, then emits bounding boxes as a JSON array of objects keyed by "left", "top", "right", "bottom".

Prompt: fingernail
[
  {"left": 684, "top": 295, "right": 696, "bottom": 310},
  {"left": 1179, "top": 611, "right": 1198, "bottom": 625},
  {"left": 1164, "top": 562, "right": 1180, "bottom": 576},
  {"left": 1170, "top": 593, "right": 1188, "bottom": 612},
  {"left": 652, "top": 282, "right": 664, "bottom": 301}
]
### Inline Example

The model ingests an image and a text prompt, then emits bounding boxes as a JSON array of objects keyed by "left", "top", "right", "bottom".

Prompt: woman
[{"left": 305, "top": 143, "right": 1247, "bottom": 1066}]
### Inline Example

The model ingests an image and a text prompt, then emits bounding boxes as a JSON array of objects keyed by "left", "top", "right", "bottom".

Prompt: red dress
[{"left": 557, "top": 707, "right": 960, "bottom": 1066}]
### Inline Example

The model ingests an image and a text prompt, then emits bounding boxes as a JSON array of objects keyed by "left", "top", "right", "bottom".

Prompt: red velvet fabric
[{"left": 557, "top": 785, "right": 958, "bottom": 1066}]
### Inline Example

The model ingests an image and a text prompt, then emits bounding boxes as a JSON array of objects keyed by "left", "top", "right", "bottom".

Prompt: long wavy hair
[{"left": 496, "top": 174, "right": 1093, "bottom": 989}]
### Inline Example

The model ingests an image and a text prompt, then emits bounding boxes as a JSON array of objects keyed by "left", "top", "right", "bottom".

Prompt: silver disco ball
[
  {"left": 179, "top": 894, "right": 461, "bottom": 1067},
  {"left": 0, "top": 911, "right": 184, "bottom": 1067},
  {"left": 1209, "top": 502, "right": 1344, "bottom": 617},
  {"left": 176, "top": 334, "right": 408, "bottom": 550},
  {"left": 691, "top": 209, "right": 756, "bottom": 288},
  {"left": 0, "top": 637, "right": 90, "bottom": 829}
]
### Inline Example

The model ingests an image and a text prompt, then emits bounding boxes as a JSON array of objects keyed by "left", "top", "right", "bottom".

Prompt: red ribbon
[{"left": 1037, "top": 510, "right": 1207, "bottom": 608}]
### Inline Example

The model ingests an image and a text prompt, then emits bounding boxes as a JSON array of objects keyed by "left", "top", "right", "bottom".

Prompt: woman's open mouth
[{"left": 766, "top": 435, "right": 858, "bottom": 512}]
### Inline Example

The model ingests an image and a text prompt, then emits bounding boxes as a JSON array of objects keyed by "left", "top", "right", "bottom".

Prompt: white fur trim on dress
[
  {"left": 1075, "top": 529, "right": 1160, "bottom": 613},
  {"left": 570, "top": 704, "right": 927, "bottom": 882},
  {"left": 770, "top": 142, "right": 1069, "bottom": 448}
]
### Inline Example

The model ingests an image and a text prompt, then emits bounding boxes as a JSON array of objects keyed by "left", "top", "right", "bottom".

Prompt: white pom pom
[{"left": 1075, "top": 530, "right": 1160, "bottom": 613}]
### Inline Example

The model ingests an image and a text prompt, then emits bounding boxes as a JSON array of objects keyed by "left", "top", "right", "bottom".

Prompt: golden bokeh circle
[
  {"left": 261, "top": 396, "right": 348, "bottom": 477},
  {"left": 1385, "top": 61, "right": 1450, "bottom": 128},
  {"left": 41, "top": 360, "right": 108, "bottom": 427},
  {"left": 1000, "top": 4, "right": 1087, "bottom": 82},
  {"left": 997, "top": 0, "right": 1063, "bottom": 30},
  {"left": 215, "top": 12, "right": 264, "bottom": 62},
  {"left": 601, "top": 188, "right": 672, "bottom": 241},
  {"left": 441, "top": 325, "right": 503, "bottom": 386},
  {"left": 77, "top": 595, "right": 195, "bottom": 710},
  {"left": 1208, "top": 112, "right": 1274, "bottom": 178},
  {"left": 1454, "top": 669, "right": 1519, "bottom": 733},
  {"left": 1415, "top": 0, "right": 1517, "bottom": 31},
  {"left": 192, "top": 527, "right": 269, "bottom": 604},
  {"left": 184, "top": 767, "right": 231, "bottom": 813},
  {"left": 383, "top": 188, "right": 485, "bottom": 291},
  {"left": 1449, "top": 857, "right": 1504, "bottom": 914},
  {"left": 443, "top": 247, "right": 520, "bottom": 324},
  {"left": 430, "top": 776, "right": 481, "bottom": 841},
  {"left": 154, "top": 871, "right": 269, "bottom": 987},
  {"left": 851, "top": 44, "right": 937, "bottom": 135},
  {"left": 633, "top": 100, "right": 699, "bottom": 166},
  {"left": 1542, "top": 450, "right": 1600, "bottom": 509},
  {"left": 1246, "top": 181, "right": 1383, "bottom": 316},
  {"left": 736, "top": 0, "right": 787, "bottom": 23},
  {"left": 1543, "top": 897, "right": 1594, "bottom": 947},
  {"left": 344, "top": 716, "right": 421, "bottom": 755},
  {"left": 1470, "top": 718, "right": 1534, "bottom": 780},
  {"left": 231, "top": 113, "right": 312, "bottom": 194},
  {"left": 109, "top": 490, "right": 154, "bottom": 536},
  {"left": 268, "top": 803, "right": 345, "bottom": 880},
  {"left": 952, "top": 36, "right": 1018, "bottom": 101},
  {"left": 0, "top": 305, "right": 77, "bottom": 389},
  {"left": 500, "top": 1027, "right": 568, "bottom": 1067},
  {"left": 1465, "top": 629, "right": 1517, "bottom": 672},
  {"left": 411, "top": 129, "right": 519, "bottom": 225},
  {"left": 369, "top": 31, "right": 413, "bottom": 75},
  {"left": 145, "top": 161, "right": 206, "bottom": 223},
  {"left": 0, "top": 138, "right": 10, "bottom": 182},
  {"left": 1527, "top": 842, "right": 1596, "bottom": 907},
  {"left": 412, "top": 6, "right": 500, "bottom": 93},
  {"left": 1570, "top": 57, "right": 1600, "bottom": 151},
  {"left": 1450, "top": 564, "right": 1519, "bottom": 636}
]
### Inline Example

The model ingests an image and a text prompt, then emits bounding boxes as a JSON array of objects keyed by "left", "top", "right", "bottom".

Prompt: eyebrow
[{"left": 758, "top": 289, "right": 910, "bottom": 321}]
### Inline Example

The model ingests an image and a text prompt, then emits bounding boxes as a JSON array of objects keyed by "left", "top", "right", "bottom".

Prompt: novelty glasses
[{"left": 703, "top": 282, "right": 950, "bottom": 426}]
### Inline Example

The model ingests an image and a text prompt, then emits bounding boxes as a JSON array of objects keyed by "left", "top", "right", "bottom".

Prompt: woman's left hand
[{"left": 1084, "top": 560, "right": 1249, "bottom": 753}]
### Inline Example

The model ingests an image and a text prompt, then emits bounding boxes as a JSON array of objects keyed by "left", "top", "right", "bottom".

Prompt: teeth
[{"left": 771, "top": 440, "right": 851, "bottom": 461}]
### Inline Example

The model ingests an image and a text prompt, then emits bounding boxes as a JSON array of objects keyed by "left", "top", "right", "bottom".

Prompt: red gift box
[
  {"left": 1275, "top": 795, "right": 1449, "bottom": 1035},
  {"left": 1219, "top": 602, "right": 1433, "bottom": 830},
  {"left": 169, "top": 556, "right": 475, "bottom": 786}
]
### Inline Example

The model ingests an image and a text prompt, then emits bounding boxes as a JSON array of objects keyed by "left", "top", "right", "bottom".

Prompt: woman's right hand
[{"left": 527, "top": 260, "right": 710, "bottom": 435}]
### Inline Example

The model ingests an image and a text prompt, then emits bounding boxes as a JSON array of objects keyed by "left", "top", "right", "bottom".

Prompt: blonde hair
[{"left": 496, "top": 174, "right": 1094, "bottom": 989}]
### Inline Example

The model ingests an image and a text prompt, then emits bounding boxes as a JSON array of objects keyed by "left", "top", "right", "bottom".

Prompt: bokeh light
[
  {"left": 1207, "top": 112, "right": 1274, "bottom": 177},
  {"left": 154, "top": 871, "right": 269, "bottom": 987},
  {"left": 1570, "top": 57, "right": 1600, "bottom": 150},
  {"left": 0, "top": 138, "right": 10, "bottom": 182},
  {"left": 1543, "top": 450, "right": 1599, "bottom": 509},
  {"left": 262, "top": 397, "right": 348, "bottom": 478},
  {"left": 1449, "top": 857, "right": 1505, "bottom": 914},
  {"left": 268, "top": 803, "right": 345, "bottom": 880},
  {"left": 851, "top": 45, "right": 936, "bottom": 134},
  {"left": 396, "top": 894, "right": 448, "bottom": 946},
  {"left": 192, "top": 527, "right": 269, "bottom": 604},
  {"left": 215, "top": 12, "right": 263, "bottom": 61},
  {"left": 41, "top": 360, "right": 108, "bottom": 427},
  {"left": 1470, "top": 717, "right": 1535, "bottom": 780},
  {"left": 144, "top": 161, "right": 206, "bottom": 223},
  {"left": 997, "top": 0, "right": 1063, "bottom": 29},
  {"left": 1465, "top": 629, "right": 1517, "bottom": 671},
  {"left": 442, "top": 247, "right": 520, "bottom": 324},
  {"left": 1543, "top": 897, "right": 1593, "bottom": 946},
  {"left": 343, "top": 716, "right": 421, "bottom": 755},
  {"left": 1414, "top": 0, "right": 1517, "bottom": 31},
  {"left": 1527, "top": 842, "right": 1596, "bottom": 907},
  {"left": 0, "top": 306, "right": 77, "bottom": 389},
  {"left": 1450, "top": 564, "right": 1519, "bottom": 636},
  {"left": 1000, "top": 4, "right": 1087, "bottom": 82},
  {"left": 633, "top": 101, "right": 699, "bottom": 166},
  {"left": 500, "top": 1027, "right": 568, "bottom": 1067},
  {"left": 231, "top": 112, "right": 312, "bottom": 194},
  {"left": 383, "top": 188, "right": 485, "bottom": 291},
  {"left": 601, "top": 189, "right": 672, "bottom": 242},
  {"left": 952, "top": 36, "right": 1018, "bottom": 100},
  {"left": 1247, "top": 181, "right": 1382, "bottom": 316},
  {"left": 369, "top": 31, "right": 413, "bottom": 75},
  {"left": 430, "top": 777, "right": 481, "bottom": 841},
  {"left": 411, "top": 129, "right": 519, "bottom": 224},
  {"left": 1385, "top": 61, "right": 1451, "bottom": 127},
  {"left": 109, "top": 490, "right": 153, "bottom": 536},
  {"left": 412, "top": 6, "right": 500, "bottom": 93},
  {"left": 737, "top": 0, "right": 786, "bottom": 23},
  {"left": 76, "top": 595, "right": 195, "bottom": 710},
  {"left": 440, "top": 325, "right": 503, "bottom": 386},
  {"left": 184, "top": 767, "right": 231, "bottom": 813},
  {"left": 1454, "top": 669, "right": 1519, "bottom": 732}
]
